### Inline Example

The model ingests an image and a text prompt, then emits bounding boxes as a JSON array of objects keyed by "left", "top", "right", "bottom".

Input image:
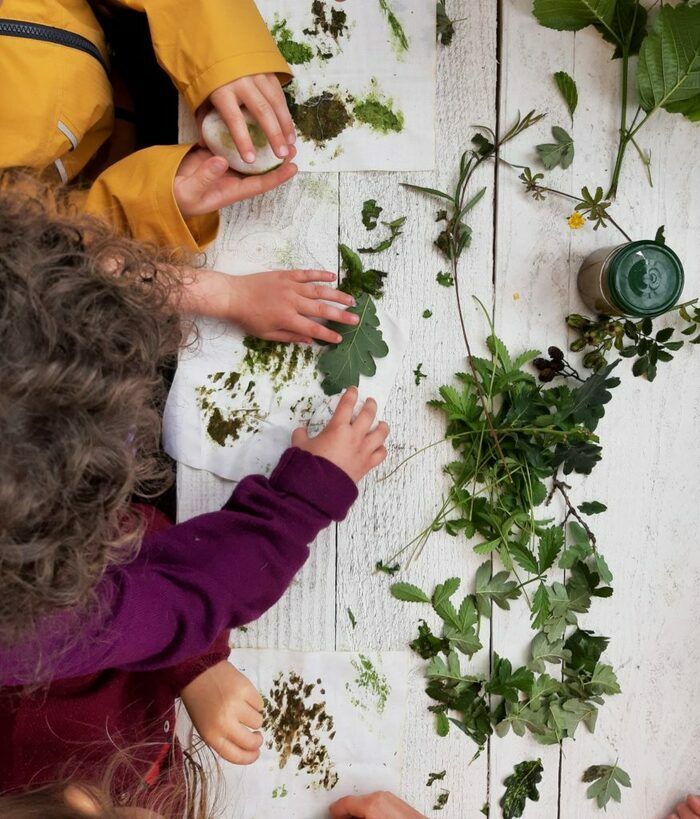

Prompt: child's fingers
[
  {"left": 259, "top": 74, "right": 296, "bottom": 144},
  {"left": 686, "top": 796, "right": 700, "bottom": 814},
  {"left": 214, "top": 94, "right": 257, "bottom": 163},
  {"left": 240, "top": 86, "right": 289, "bottom": 159},
  {"left": 352, "top": 398, "right": 378, "bottom": 434},
  {"left": 328, "top": 796, "right": 367, "bottom": 818},
  {"left": 675, "top": 806, "right": 695, "bottom": 819},
  {"left": 370, "top": 446, "right": 388, "bottom": 468},
  {"left": 293, "top": 317, "right": 343, "bottom": 344},
  {"left": 291, "top": 269, "right": 336, "bottom": 284},
  {"left": 228, "top": 723, "right": 264, "bottom": 753},
  {"left": 298, "top": 298, "right": 359, "bottom": 326},
  {"left": 292, "top": 427, "right": 310, "bottom": 448},
  {"left": 365, "top": 421, "right": 390, "bottom": 450},
  {"left": 210, "top": 162, "right": 298, "bottom": 209},
  {"left": 262, "top": 331, "right": 313, "bottom": 344},
  {"left": 240, "top": 703, "right": 264, "bottom": 730},
  {"left": 298, "top": 283, "right": 356, "bottom": 307},
  {"left": 330, "top": 387, "right": 358, "bottom": 426},
  {"left": 215, "top": 738, "right": 261, "bottom": 766}
]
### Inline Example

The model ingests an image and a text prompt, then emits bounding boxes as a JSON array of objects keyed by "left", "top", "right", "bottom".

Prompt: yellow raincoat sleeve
[
  {"left": 111, "top": 0, "right": 292, "bottom": 111},
  {"left": 84, "top": 144, "right": 218, "bottom": 252}
]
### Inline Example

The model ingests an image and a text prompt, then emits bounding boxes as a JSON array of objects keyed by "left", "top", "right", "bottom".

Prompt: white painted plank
[{"left": 335, "top": 3, "right": 497, "bottom": 816}]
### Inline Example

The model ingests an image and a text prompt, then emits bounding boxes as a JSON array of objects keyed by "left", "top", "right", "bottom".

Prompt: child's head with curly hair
[{"left": 0, "top": 170, "right": 185, "bottom": 648}]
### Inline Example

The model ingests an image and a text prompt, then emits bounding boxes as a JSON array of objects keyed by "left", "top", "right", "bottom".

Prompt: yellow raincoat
[{"left": 0, "top": 0, "right": 291, "bottom": 250}]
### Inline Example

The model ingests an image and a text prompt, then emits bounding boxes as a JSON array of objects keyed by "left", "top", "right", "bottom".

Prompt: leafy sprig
[{"left": 583, "top": 762, "right": 631, "bottom": 810}]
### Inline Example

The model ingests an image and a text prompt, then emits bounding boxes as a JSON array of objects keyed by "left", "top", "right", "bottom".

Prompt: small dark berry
[
  {"left": 538, "top": 368, "right": 555, "bottom": 383},
  {"left": 551, "top": 359, "right": 565, "bottom": 372},
  {"left": 533, "top": 357, "right": 549, "bottom": 371},
  {"left": 548, "top": 346, "right": 564, "bottom": 361}
]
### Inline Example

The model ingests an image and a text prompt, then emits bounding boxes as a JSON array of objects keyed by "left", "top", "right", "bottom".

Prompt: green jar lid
[{"left": 606, "top": 240, "right": 684, "bottom": 317}]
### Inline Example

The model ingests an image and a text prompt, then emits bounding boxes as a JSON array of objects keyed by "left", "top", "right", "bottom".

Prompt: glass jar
[{"left": 577, "top": 240, "right": 684, "bottom": 317}]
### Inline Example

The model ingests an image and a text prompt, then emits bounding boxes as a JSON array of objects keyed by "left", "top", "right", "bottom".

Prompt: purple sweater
[{"left": 0, "top": 448, "right": 357, "bottom": 685}]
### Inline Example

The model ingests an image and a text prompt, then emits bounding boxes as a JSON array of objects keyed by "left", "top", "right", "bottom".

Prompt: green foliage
[
  {"left": 423, "top": 309, "right": 433, "bottom": 318},
  {"left": 317, "top": 293, "right": 389, "bottom": 395},
  {"left": 574, "top": 185, "right": 613, "bottom": 230},
  {"left": 566, "top": 302, "right": 699, "bottom": 380},
  {"left": 436, "top": 1, "right": 455, "bottom": 45},
  {"left": 413, "top": 363, "right": 427, "bottom": 385},
  {"left": 637, "top": 5, "right": 700, "bottom": 122},
  {"left": 338, "top": 244, "right": 387, "bottom": 300},
  {"left": 536, "top": 126, "right": 575, "bottom": 170},
  {"left": 500, "top": 759, "right": 543, "bottom": 819},
  {"left": 376, "top": 560, "right": 400, "bottom": 575},
  {"left": 359, "top": 216, "right": 407, "bottom": 254},
  {"left": 583, "top": 763, "right": 631, "bottom": 809},
  {"left": 426, "top": 769, "right": 446, "bottom": 786},
  {"left": 554, "top": 70, "right": 578, "bottom": 115},
  {"left": 436, "top": 271, "right": 454, "bottom": 287},
  {"left": 390, "top": 582, "right": 430, "bottom": 603},
  {"left": 361, "top": 198, "right": 382, "bottom": 230}
]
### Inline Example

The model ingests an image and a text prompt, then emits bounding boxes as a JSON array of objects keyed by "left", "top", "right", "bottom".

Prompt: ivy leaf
[
  {"left": 475, "top": 561, "right": 521, "bottom": 618},
  {"left": 553, "top": 70, "right": 578, "bottom": 115},
  {"left": 361, "top": 198, "right": 382, "bottom": 230},
  {"left": 318, "top": 293, "right": 389, "bottom": 395},
  {"left": 578, "top": 500, "right": 607, "bottom": 515},
  {"left": 500, "top": 759, "right": 543, "bottom": 819},
  {"left": 536, "top": 126, "right": 575, "bottom": 170},
  {"left": 529, "top": 632, "right": 572, "bottom": 674},
  {"left": 390, "top": 581, "right": 430, "bottom": 603},
  {"left": 538, "top": 526, "right": 564, "bottom": 572},
  {"left": 637, "top": 4, "right": 700, "bottom": 123},
  {"left": 583, "top": 763, "right": 632, "bottom": 809}
]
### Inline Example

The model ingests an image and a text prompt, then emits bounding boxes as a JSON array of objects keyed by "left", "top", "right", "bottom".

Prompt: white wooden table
[{"left": 178, "top": 2, "right": 700, "bottom": 816}]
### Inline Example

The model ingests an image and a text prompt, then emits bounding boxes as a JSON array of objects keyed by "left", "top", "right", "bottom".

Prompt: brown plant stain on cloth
[{"left": 264, "top": 671, "right": 338, "bottom": 790}]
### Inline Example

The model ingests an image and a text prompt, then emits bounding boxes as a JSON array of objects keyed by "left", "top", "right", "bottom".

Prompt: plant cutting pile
[{"left": 358, "top": 2, "right": 700, "bottom": 814}]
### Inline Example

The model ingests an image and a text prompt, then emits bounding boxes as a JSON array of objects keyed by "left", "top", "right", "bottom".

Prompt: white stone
[{"left": 201, "top": 109, "right": 282, "bottom": 176}]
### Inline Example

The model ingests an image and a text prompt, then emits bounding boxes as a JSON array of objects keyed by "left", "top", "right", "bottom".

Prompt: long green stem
[{"left": 607, "top": 46, "right": 631, "bottom": 200}]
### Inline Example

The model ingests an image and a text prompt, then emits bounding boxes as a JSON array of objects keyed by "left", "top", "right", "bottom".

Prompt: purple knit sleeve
[{"left": 0, "top": 449, "right": 356, "bottom": 684}]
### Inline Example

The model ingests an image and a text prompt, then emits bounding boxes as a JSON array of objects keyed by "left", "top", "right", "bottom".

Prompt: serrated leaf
[
  {"left": 588, "top": 663, "right": 621, "bottom": 695},
  {"left": 530, "top": 583, "right": 551, "bottom": 631},
  {"left": 444, "top": 624, "right": 482, "bottom": 657},
  {"left": 565, "top": 628, "right": 610, "bottom": 674},
  {"left": 538, "top": 526, "right": 564, "bottom": 572},
  {"left": 510, "top": 543, "right": 539, "bottom": 574},
  {"left": 500, "top": 759, "right": 543, "bottom": 819},
  {"left": 390, "top": 581, "right": 430, "bottom": 603},
  {"left": 529, "top": 632, "right": 571, "bottom": 674},
  {"left": 554, "top": 70, "right": 578, "bottom": 115},
  {"left": 569, "top": 360, "right": 620, "bottom": 431},
  {"left": 637, "top": 4, "right": 700, "bottom": 122},
  {"left": 475, "top": 561, "right": 521, "bottom": 618},
  {"left": 318, "top": 293, "right": 389, "bottom": 395},
  {"left": 432, "top": 577, "right": 461, "bottom": 627}
]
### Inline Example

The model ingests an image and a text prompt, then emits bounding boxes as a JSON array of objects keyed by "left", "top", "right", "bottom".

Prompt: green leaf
[
  {"left": 533, "top": 0, "right": 615, "bottom": 32},
  {"left": 359, "top": 216, "right": 406, "bottom": 254},
  {"left": 583, "top": 763, "right": 632, "bottom": 809},
  {"left": 432, "top": 577, "right": 461, "bottom": 626},
  {"left": 436, "top": 1, "right": 455, "bottom": 45},
  {"left": 654, "top": 224, "right": 666, "bottom": 245},
  {"left": 413, "top": 363, "right": 427, "bottom": 386},
  {"left": 510, "top": 543, "right": 539, "bottom": 574},
  {"left": 435, "top": 709, "right": 450, "bottom": 736},
  {"left": 410, "top": 619, "right": 450, "bottom": 659},
  {"left": 444, "top": 624, "right": 483, "bottom": 657},
  {"left": 375, "top": 560, "right": 400, "bottom": 575},
  {"left": 500, "top": 759, "right": 543, "bottom": 819},
  {"left": 578, "top": 500, "right": 607, "bottom": 515},
  {"left": 347, "top": 607, "right": 357, "bottom": 629},
  {"left": 565, "top": 628, "right": 610, "bottom": 674},
  {"left": 594, "top": 553, "right": 613, "bottom": 584},
  {"left": 530, "top": 583, "right": 551, "bottom": 630},
  {"left": 338, "top": 244, "right": 387, "bottom": 299},
  {"left": 538, "top": 526, "right": 564, "bottom": 572},
  {"left": 569, "top": 360, "right": 620, "bottom": 431},
  {"left": 390, "top": 581, "right": 430, "bottom": 603},
  {"left": 554, "top": 70, "right": 578, "bottom": 115},
  {"left": 475, "top": 561, "right": 521, "bottom": 618},
  {"left": 436, "top": 270, "right": 454, "bottom": 287},
  {"left": 486, "top": 654, "right": 535, "bottom": 702},
  {"left": 318, "top": 293, "right": 389, "bottom": 395},
  {"left": 422, "top": 309, "right": 433, "bottom": 318},
  {"left": 637, "top": 4, "right": 700, "bottom": 122},
  {"left": 536, "top": 126, "right": 575, "bottom": 170},
  {"left": 529, "top": 632, "right": 572, "bottom": 674},
  {"left": 588, "top": 663, "right": 621, "bottom": 695},
  {"left": 427, "top": 769, "right": 447, "bottom": 786},
  {"left": 361, "top": 198, "right": 382, "bottom": 230},
  {"left": 596, "top": 0, "right": 648, "bottom": 58},
  {"left": 401, "top": 182, "right": 455, "bottom": 204}
]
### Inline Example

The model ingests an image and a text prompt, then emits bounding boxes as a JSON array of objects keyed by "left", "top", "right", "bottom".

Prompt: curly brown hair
[{"left": 0, "top": 170, "right": 185, "bottom": 648}]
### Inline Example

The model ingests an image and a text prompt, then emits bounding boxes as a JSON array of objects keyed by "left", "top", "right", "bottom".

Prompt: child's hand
[
  {"left": 174, "top": 146, "right": 297, "bottom": 218},
  {"left": 180, "top": 661, "right": 264, "bottom": 765},
  {"left": 292, "top": 387, "right": 389, "bottom": 483},
  {"left": 226, "top": 269, "right": 358, "bottom": 344},
  {"left": 206, "top": 74, "right": 296, "bottom": 163},
  {"left": 329, "top": 791, "right": 426, "bottom": 818}
]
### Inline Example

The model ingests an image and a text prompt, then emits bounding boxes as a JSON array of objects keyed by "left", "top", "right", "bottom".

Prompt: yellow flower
[{"left": 567, "top": 212, "right": 585, "bottom": 230}]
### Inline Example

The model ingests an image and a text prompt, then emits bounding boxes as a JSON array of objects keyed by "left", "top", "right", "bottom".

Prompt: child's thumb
[
  {"left": 291, "top": 427, "right": 310, "bottom": 448},
  {"left": 195, "top": 156, "right": 229, "bottom": 189}
]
